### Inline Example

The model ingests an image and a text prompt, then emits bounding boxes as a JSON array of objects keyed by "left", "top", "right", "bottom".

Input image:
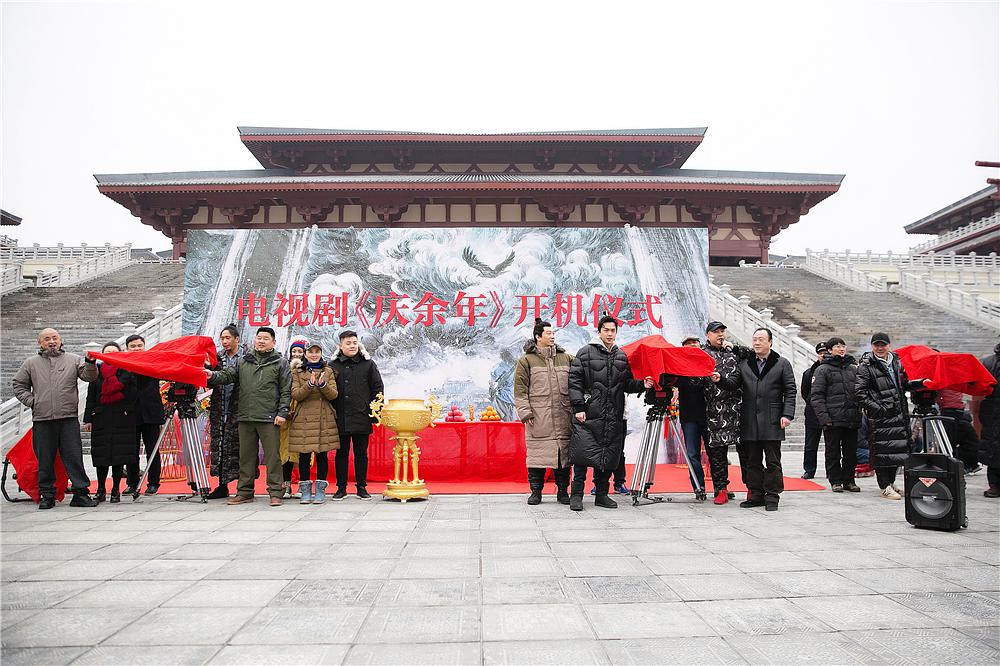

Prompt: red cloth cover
[
  {"left": 368, "top": 422, "right": 528, "bottom": 482},
  {"left": 621, "top": 335, "right": 716, "bottom": 388},
  {"left": 895, "top": 345, "right": 997, "bottom": 396},
  {"left": 88, "top": 336, "right": 217, "bottom": 388},
  {"left": 4, "top": 430, "right": 68, "bottom": 502}
]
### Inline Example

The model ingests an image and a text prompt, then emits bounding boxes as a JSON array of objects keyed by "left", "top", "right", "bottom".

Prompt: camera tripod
[
  {"left": 910, "top": 411, "right": 955, "bottom": 458},
  {"left": 630, "top": 399, "right": 706, "bottom": 506},
  {"left": 131, "top": 396, "right": 211, "bottom": 503}
]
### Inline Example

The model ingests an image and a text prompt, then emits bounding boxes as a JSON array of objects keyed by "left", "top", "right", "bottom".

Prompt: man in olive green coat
[
  {"left": 514, "top": 318, "right": 574, "bottom": 505},
  {"left": 207, "top": 326, "right": 292, "bottom": 506}
]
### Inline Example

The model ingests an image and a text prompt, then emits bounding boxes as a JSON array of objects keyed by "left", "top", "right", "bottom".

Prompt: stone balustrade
[
  {"left": 0, "top": 262, "right": 29, "bottom": 296},
  {"left": 909, "top": 212, "right": 1000, "bottom": 254},
  {"left": 897, "top": 273, "right": 1000, "bottom": 330},
  {"left": 33, "top": 246, "right": 134, "bottom": 287}
]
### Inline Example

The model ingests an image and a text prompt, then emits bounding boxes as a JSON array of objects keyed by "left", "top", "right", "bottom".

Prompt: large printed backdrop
[{"left": 183, "top": 227, "right": 708, "bottom": 456}]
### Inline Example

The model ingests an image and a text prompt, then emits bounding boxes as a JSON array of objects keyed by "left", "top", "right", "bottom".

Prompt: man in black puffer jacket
[
  {"left": 800, "top": 342, "right": 827, "bottom": 480},
  {"left": 568, "top": 315, "right": 652, "bottom": 511},
  {"left": 854, "top": 332, "right": 911, "bottom": 500},
  {"left": 810, "top": 337, "right": 860, "bottom": 493}
]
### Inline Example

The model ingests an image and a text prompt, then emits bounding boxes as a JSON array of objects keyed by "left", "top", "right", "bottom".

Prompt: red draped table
[{"left": 367, "top": 421, "right": 527, "bottom": 483}]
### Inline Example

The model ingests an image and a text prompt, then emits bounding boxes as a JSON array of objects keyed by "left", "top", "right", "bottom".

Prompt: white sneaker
[
  {"left": 891, "top": 483, "right": 902, "bottom": 494},
  {"left": 881, "top": 486, "right": 902, "bottom": 500}
]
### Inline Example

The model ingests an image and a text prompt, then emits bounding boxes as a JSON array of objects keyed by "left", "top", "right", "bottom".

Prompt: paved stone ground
[{"left": 2, "top": 473, "right": 998, "bottom": 665}]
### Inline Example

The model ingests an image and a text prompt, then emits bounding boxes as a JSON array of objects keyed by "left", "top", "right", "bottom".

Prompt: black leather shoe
[
  {"left": 95, "top": 489, "right": 106, "bottom": 503},
  {"left": 527, "top": 489, "right": 542, "bottom": 505},
  {"left": 69, "top": 493, "right": 97, "bottom": 508},
  {"left": 556, "top": 488, "right": 570, "bottom": 505},
  {"left": 739, "top": 499, "right": 765, "bottom": 508},
  {"left": 801, "top": 472, "right": 815, "bottom": 479},
  {"left": 594, "top": 495, "right": 618, "bottom": 509},
  {"left": 109, "top": 490, "right": 121, "bottom": 504},
  {"left": 38, "top": 497, "right": 56, "bottom": 510},
  {"left": 569, "top": 494, "right": 584, "bottom": 511},
  {"left": 143, "top": 485, "right": 159, "bottom": 496},
  {"left": 765, "top": 503, "right": 779, "bottom": 512},
  {"left": 122, "top": 486, "right": 138, "bottom": 496}
]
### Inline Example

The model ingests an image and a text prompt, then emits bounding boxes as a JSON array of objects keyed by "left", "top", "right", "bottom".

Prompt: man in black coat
[
  {"left": 724, "top": 327, "right": 796, "bottom": 511},
  {"left": 568, "top": 315, "right": 653, "bottom": 511},
  {"left": 854, "top": 332, "right": 911, "bottom": 500},
  {"left": 810, "top": 337, "right": 861, "bottom": 493},
  {"left": 800, "top": 342, "right": 827, "bottom": 480},
  {"left": 976, "top": 342, "right": 1000, "bottom": 498},
  {"left": 328, "top": 330, "right": 384, "bottom": 501},
  {"left": 677, "top": 334, "right": 709, "bottom": 498},
  {"left": 123, "top": 335, "right": 167, "bottom": 496}
]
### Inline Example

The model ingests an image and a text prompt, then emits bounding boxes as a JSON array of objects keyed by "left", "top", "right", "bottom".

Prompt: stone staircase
[
  {"left": 0, "top": 263, "right": 185, "bottom": 400},
  {"left": 711, "top": 267, "right": 995, "bottom": 356}
]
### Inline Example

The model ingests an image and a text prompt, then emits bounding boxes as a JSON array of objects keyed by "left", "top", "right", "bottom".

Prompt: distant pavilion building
[
  {"left": 95, "top": 127, "right": 843, "bottom": 264},
  {"left": 906, "top": 186, "right": 1000, "bottom": 255}
]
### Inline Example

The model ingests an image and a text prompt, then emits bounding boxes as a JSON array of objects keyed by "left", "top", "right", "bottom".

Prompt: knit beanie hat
[{"left": 288, "top": 335, "right": 308, "bottom": 352}]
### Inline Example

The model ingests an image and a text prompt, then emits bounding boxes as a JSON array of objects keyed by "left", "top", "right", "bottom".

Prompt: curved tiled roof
[
  {"left": 95, "top": 169, "right": 843, "bottom": 189},
  {"left": 238, "top": 126, "right": 708, "bottom": 138}
]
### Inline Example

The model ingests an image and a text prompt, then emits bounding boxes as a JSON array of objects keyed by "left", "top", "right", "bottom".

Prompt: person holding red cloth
[{"left": 83, "top": 342, "right": 138, "bottom": 503}]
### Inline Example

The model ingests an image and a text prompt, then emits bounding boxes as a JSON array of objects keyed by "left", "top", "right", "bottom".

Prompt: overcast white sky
[{"left": 2, "top": 0, "right": 997, "bottom": 255}]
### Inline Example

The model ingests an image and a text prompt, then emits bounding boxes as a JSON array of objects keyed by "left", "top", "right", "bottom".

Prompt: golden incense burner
[{"left": 369, "top": 392, "right": 442, "bottom": 502}]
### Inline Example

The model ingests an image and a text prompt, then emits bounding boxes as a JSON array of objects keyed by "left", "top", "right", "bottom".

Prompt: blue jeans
[
  {"left": 681, "top": 421, "right": 708, "bottom": 492},
  {"left": 856, "top": 438, "right": 870, "bottom": 465}
]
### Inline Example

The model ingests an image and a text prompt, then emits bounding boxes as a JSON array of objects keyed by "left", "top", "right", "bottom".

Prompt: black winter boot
[
  {"left": 554, "top": 467, "right": 571, "bottom": 505},
  {"left": 526, "top": 468, "right": 544, "bottom": 506},
  {"left": 569, "top": 494, "right": 584, "bottom": 511}
]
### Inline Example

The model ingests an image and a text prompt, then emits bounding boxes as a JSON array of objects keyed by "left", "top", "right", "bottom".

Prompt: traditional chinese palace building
[
  {"left": 905, "top": 185, "right": 1000, "bottom": 255},
  {"left": 96, "top": 127, "right": 843, "bottom": 264}
]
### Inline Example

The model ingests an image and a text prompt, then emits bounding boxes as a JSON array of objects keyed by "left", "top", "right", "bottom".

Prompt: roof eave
[
  {"left": 97, "top": 181, "right": 841, "bottom": 195},
  {"left": 904, "top": 186, "right": 997, "bottom": 233}
]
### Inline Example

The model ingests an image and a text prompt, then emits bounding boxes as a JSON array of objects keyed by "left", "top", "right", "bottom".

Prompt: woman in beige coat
[
  {"left": 514, "top": 318, "right": 574, "bottom": 506},
  {"left": 289, "top": 343, "right": 339, "bottom": 503}
]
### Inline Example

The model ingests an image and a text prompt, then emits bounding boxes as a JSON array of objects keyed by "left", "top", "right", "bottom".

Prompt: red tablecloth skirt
[{"left": 366, "top": 421, "right": 526, "bottom": 483}]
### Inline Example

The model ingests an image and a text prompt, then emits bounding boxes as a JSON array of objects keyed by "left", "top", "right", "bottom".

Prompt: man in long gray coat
[
  {"left": 514, "top": 318, "right": 574, "bottom": 506},
  {"left": 12, "top": 328, "right": 99, "bottom": 509},
  {"left": 723, "top": 327, "right": 796, "bottom": 511}
]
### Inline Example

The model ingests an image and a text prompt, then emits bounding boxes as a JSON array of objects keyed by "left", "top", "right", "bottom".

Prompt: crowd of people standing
[{"left": 10, "top": 319, "right": 1000, "bottom": 510}]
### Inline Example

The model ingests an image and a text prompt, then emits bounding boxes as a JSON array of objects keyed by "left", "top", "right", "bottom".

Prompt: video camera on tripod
[
  {"left": 630, "top": 374, "right": 708, "bottom": 505},
  {"left": 167, "top": 382, "right": 199, "bottom": 419},
  {"left": 131, "top": 381, "right": 211, "bottom": 502},
  {"left": 906, "top": 380, "right": 954, "bottom": 457}
]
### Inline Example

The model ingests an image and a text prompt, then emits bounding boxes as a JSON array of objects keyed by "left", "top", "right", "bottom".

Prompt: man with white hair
[{"left": 12, "top": 328, "right": 100, "bottom": 509}]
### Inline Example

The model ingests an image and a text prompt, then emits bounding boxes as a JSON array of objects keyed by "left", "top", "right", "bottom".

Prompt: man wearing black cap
[
  {"left": 693, "top": 321, "right": 752, "bottom": 505},
  {"left": 800, "top": 342, "right": 828, "bottom": 480},
  {"left": 855, "top": 332, "right": 911, "bottom": 500}
]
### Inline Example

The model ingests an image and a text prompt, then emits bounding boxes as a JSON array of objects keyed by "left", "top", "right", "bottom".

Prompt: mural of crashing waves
[{"left": 184, "top": 227, "right": 708, "bottom": 460}]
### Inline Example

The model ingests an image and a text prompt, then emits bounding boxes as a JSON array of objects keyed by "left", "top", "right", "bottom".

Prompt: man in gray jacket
[
  {"left": 723, "top": 327, "right": 796, "bottom": 511},
  {"left": 12, "top": 328, "right": 100, "bottom": 509}
]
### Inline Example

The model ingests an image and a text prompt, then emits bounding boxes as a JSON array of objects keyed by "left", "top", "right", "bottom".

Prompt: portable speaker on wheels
[{"left": 904, "top": 453, "right": 967, "bottom": 531}]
